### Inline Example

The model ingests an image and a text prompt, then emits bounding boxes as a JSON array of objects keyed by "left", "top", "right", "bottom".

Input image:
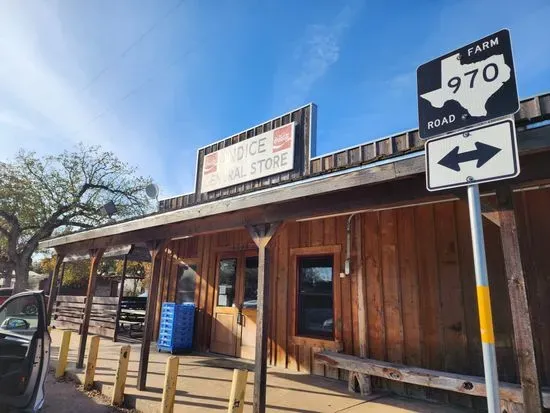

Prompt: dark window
[
  {"left": 217, "top": 258, "right": 237, "bottom": 307},
  {"left": 176, "top": 264, "right": 197, "bottom": 304},
  {"left": 242, "top": 256, "right": 258, "bottom": 309},
  {"left": 297, "top": 255, "right": 334, "bottom": 339}
]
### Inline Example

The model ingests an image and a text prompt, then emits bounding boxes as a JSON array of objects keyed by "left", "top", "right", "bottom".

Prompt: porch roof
[{"left": 38, "top": 93, "right": 550, "bottom": 253}]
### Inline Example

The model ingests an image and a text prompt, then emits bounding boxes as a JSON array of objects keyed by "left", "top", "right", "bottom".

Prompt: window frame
[
  {"left": 173, "top": 258, "right": 200, "bottom": 307},
  {"left": 289, "top": 245, "right": 342, "bottom": 348},
  {"left": 175, "top": 261, "right": 199, "bottom": 305}
]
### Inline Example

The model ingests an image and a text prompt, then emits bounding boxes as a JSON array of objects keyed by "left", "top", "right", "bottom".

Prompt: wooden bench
[{"left": 314, "top": 351, "right": 550, "bottom": 412}]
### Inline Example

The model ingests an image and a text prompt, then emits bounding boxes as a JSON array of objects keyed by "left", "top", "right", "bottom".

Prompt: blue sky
[{"left": 0, "top": 0, "right": 549, "bottom": 198}]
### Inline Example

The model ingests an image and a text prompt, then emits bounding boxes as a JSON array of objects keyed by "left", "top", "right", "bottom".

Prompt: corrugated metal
[{"left": 159, "top": 92, "right": 550, "bottom": 213}]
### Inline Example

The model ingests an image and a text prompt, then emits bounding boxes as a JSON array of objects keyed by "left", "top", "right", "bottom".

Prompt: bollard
[
  {"left": 227, "top": 369, "right": 248, "bottom": 413},
  {"left": 84, "top": 336, "right": 100, "bottom": 390},
  {"left": 161, "top": 356, "right": 179, "bottom": 413},
  {"left": 111, "top": 345, "right": 131, "bottom": 406},
  {"left": 55, "top": 330, "right": 72, "bottom": 379}
]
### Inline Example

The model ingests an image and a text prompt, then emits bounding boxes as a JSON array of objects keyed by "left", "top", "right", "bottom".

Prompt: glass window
[
  {"left": 217, "top": 258, "right": 237, "bottom": 307},
  {"left": 297, "top": 255, "right": 334, "bottom": 339},
  {"left": 242, "top": 256, "right": 258, "bottom": 309},
  {"left": 0, "top": 294, "right": 40, "bottom": 336},
  {"left": 176, "top": 264, "right": 197, "bottom": 304}
]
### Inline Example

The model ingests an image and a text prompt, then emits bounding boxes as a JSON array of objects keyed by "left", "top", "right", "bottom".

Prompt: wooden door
[
  {"left": 210, "top": 256, "right": 239, "bottom": 356},
  {"left": 210, "top": 252, "right": 258, "bottom": 359}
]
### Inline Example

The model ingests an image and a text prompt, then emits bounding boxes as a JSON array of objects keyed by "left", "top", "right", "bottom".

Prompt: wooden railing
[{"left": 52, "top": 295, "right": 119, "bottom": 339}]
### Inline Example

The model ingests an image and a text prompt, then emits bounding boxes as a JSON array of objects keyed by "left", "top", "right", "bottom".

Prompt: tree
[{"left": 0, "top": 144, "right": 153, "bottom": 292}]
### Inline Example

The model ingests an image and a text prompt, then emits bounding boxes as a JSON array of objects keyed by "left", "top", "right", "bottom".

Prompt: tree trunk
[{"left": 13, "top": 257, "right": 30, "bottom": 293}]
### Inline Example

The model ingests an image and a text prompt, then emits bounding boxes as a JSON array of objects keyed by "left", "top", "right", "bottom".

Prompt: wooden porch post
[
  {"left": 77, "top": 248, "right": 105, "bottom": 368},
  {"left": 496, "top": 186, "right": 543, "bottom": 412},
  {"left": 247, "top": 222, "right": 280, "bottom": 413},
  {"left": 137, "top": 240, "right": 167, "bottom": 390},
  {"left": 46, "top": 253, "right": 65, "bottom": 326},
  {"left": 57, "top": 262, "right": 66, "bottom": 296},
  {"left": 113, "top": 253, "right": 129, "bottom": 343}
]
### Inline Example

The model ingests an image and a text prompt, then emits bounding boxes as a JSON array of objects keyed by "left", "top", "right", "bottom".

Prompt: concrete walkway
[{"left": 48, "top": 329, "right": 471, "bottom": 413}]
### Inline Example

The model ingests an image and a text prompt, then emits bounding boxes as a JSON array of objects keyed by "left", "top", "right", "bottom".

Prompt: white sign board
[
  {"left": 425, "top": 119, "right": 519, "bottom": 191},
  {"left": 201, "top": 122, "right": 295, "bottom": 193}
]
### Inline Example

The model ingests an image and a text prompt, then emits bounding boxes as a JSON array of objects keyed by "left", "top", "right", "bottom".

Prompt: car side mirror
[{"left": 1, "top": 317, "right": 31, "bottom": 330}]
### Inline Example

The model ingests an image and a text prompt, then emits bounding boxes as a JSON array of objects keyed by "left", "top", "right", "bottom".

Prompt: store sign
[{"left": 200, "top": 122, "right": 295, "bottom": 193}]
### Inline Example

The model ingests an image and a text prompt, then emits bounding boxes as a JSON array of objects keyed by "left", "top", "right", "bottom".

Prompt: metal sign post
[
  {"left": 418, "top": 29, "right": 522, "bottom": 412},
  {"left": 467, "top": 184, "right": 500, "bottom": 412}
]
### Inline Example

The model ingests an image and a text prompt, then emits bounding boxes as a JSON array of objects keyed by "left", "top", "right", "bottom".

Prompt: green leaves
[{"left": 0, "top": 143, "right": 154, "bottom": 260}]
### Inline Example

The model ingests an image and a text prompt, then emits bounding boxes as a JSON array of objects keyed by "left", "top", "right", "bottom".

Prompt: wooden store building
[{"left": 40, "top": 93, "right": 550, "bottom": 412}]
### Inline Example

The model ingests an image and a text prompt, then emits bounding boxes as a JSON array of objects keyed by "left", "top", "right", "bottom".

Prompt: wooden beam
[
  {"left": 113, "top": 253, "right": 129, "bottom": 342},
  {"left": 77, "top": 248, "right": 105, "bottom": 369},
  {"left": 354, "top": 215, "right": 367, "bottom": 358},
  {"left": 480, "top": 200, "right": 500, "bottom": 226},
  {"left": 246, "top": 223, "right": 280, "bottom": 413},
  {"left": 496, "top": 186, "right": 543, "bottom": 413},
  {"left": 46, "top": 253, "right": 65, "bottom": 325},
  {"left": 137, "top": 239, "right": 168, "bottom": 390},
  {"left": 314, "top": 351, "right": 550, "bottom": 408}
]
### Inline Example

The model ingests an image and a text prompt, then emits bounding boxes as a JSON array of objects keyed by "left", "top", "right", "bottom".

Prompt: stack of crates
[{"left": 157, "top": 302, "right": 195, "bottom": 354}]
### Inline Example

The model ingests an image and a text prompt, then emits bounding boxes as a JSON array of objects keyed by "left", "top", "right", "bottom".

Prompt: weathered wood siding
[{"left": 155, "top": 188, "right": 550, "bottom": 404}]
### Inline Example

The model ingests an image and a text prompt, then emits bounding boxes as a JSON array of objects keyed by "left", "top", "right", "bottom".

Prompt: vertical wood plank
[
  {"left": 364, "top": 212, "right": 386, "bottom": 390},
  {"left": 380, "top": 210, "right": 405, "bottom": 395},
  {"left": 269, "top": 234, "right": 278, "bottom": 366},
  {"left": 310, "top": 219, "right": 324, "bottom": 247},
  {"left": 396, "top": 208, "right": 425, "bottom": 399},
  {"left": 196, "top": 235, "right": 207, "bottom": 350},
  {"left": 434, "top": 203, "right": 470, "bottom": 408},
  {"left": 334, "top": 216, "right": 353, "bottom": 354},
  {"left": 203, "top": 235, "right": 217, "bottom": 351},
  {"left": 337, "top": 215, "right": 352, "bottom": 381},
  {"left": 520, "top": 189, "right": 550, "bottom": 387},
  {"left": 323, "top": 217, "right": 339, "bottom": 379},
  {"left": 276, "top": 228, "right": 289, "bottom": 368},
  {"left": 287, "top": 223, "right": 300, "bottom": 372},
  {"left": 484, "top": 211, "right": 517, "bottom": 382},
  {"left": 414, "top": 205, "right": 445, "bottom": 402},
  {"left": 352, "top": 214, "right": 366, "bottom": 358},
  {"left": 496, "top": 187, "right": 543, "bottom": 413}
]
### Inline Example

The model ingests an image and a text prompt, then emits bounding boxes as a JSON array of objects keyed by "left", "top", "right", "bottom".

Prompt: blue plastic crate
[{"left": 157, "top": 302, "right": 196, "bottom": 354}]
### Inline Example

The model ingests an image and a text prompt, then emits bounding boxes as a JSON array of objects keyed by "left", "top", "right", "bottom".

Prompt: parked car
[
  {"left": 0, "top": 288, "right": 40, "bottom": 315},
  {"left": 0, "top": 291, "right": 50, "bottom": 412}
]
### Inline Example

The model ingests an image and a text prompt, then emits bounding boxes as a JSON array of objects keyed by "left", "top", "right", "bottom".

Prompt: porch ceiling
[{"left": 38, "top": 123, "right": 550, "bottom": 254}]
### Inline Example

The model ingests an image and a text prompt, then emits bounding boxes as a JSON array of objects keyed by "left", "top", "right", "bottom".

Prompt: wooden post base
[{"left": 348, "top": 371, "right": 372, "bottom": 396}]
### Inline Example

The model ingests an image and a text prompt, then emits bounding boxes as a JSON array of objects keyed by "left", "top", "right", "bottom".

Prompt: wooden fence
[{"left": 52, "top": 295, "right": 119, "bottom": 339}]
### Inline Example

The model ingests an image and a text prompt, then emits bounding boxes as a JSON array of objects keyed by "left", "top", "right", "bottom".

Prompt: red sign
[
  {"left": 204, "top": 152, "right": 218, "bottom": 175},
  {"left": 273, "top": 124, "right": 292, "bottom": 153}
]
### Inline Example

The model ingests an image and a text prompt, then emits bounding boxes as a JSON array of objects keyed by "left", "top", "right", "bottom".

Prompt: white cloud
[
  {"left": 0, "top": 0, "right": 196, "bottom": 196},
  {"left": 274, "top": 1, "right": 363, "bottom": 109}
]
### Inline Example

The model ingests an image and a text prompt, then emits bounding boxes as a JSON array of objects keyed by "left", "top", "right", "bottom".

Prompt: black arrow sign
[{"left": 438, "top": 141, "right": 501, "bottom": 172}]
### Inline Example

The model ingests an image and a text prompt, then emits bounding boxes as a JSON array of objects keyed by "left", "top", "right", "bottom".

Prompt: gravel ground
[{"left": 40, "top": 372, "right": 137, "bottom": 413}]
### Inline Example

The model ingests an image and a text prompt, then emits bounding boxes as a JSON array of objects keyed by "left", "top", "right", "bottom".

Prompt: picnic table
[{"left": 118, "top": 309, "right": 146, "bottom": 337}]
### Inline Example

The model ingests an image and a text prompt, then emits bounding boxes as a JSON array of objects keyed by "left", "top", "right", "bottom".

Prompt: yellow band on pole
[{"left": 477, "top": 285, "right": 495, "bottom": 344}]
